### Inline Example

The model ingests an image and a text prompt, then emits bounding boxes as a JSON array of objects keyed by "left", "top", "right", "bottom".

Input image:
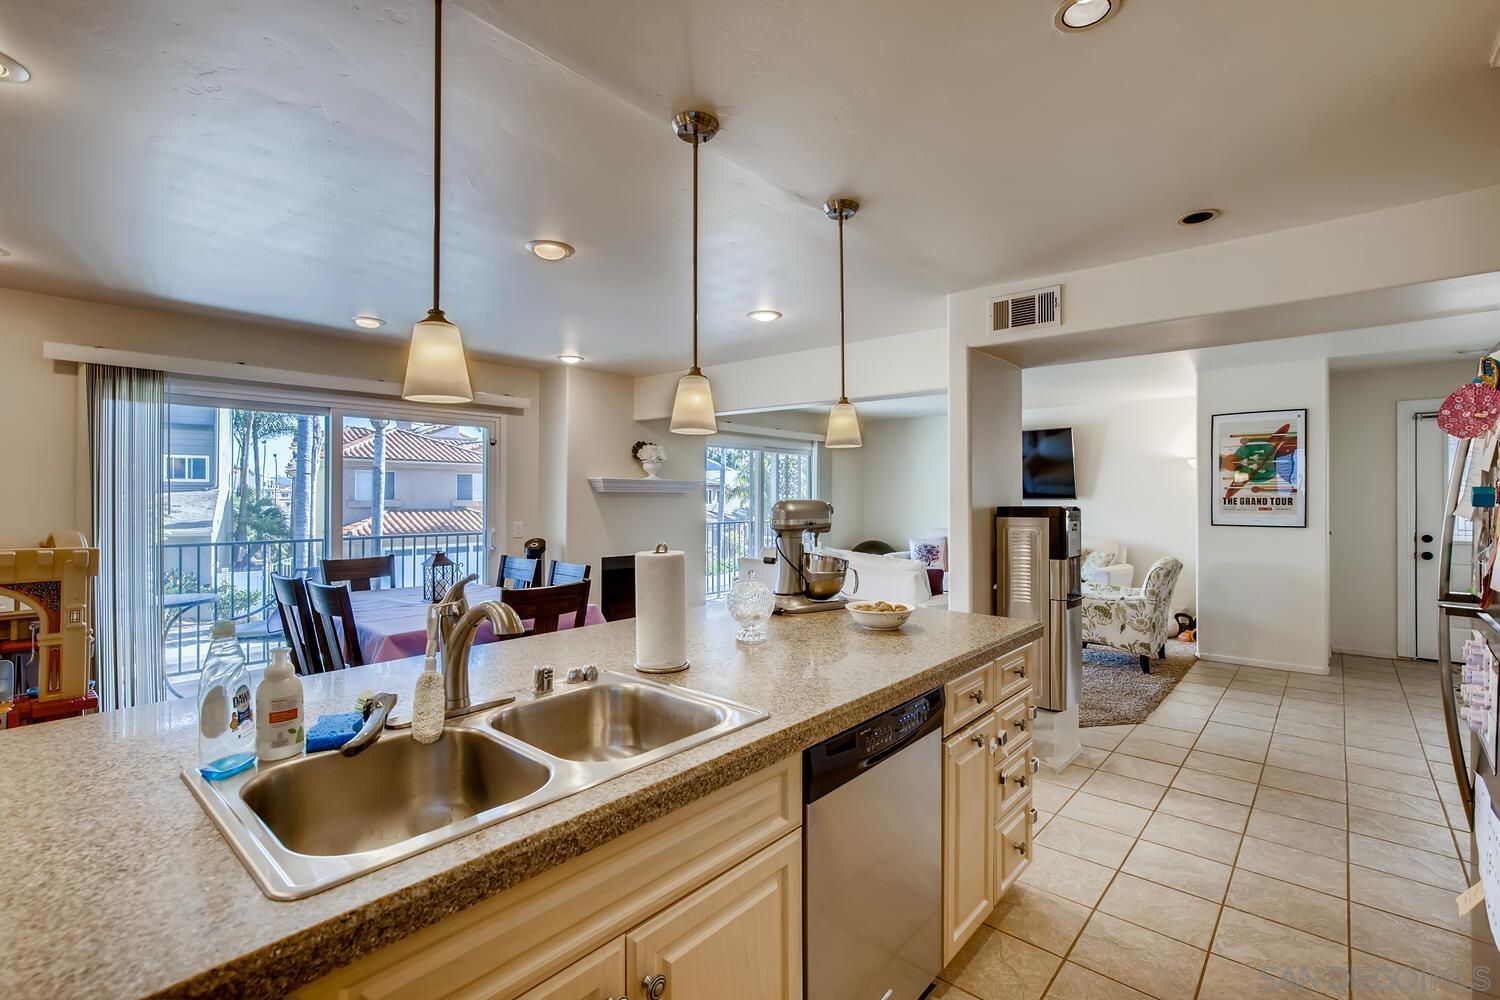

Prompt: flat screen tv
[{"left": 1022, "top": 427, "right": 1077, "bottom": 499}]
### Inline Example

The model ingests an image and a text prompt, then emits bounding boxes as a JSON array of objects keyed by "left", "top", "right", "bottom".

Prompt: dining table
[{"left": 349, "top": 585, "right": 607, "bottom": 664}]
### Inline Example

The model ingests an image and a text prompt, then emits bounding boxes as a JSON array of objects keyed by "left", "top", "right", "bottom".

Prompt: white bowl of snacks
[{"left": 847, "top": 600, "right": 913, "bottom": 631}]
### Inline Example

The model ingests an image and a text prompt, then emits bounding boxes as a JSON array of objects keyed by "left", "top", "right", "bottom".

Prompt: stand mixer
[{"left": 770, "top": 499, "right": 860, "bottom": 614}]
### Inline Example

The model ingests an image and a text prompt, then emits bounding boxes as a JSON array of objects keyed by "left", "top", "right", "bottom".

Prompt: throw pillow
[
  {"left": 1082, "top": 549, "right": 1112, "bottom": 575},
  {"left": 909, "top": 536, "right": 947, "bottom": 570}
]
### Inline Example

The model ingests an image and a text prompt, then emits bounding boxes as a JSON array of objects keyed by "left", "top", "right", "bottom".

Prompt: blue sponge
[{"left": 307, "top": 711, "right": 364, "bottom": 753}]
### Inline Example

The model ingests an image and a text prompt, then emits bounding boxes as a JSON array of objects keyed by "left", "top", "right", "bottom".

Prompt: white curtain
[{"left": 89, "top": 364, "right": 166, "bottom": 709}]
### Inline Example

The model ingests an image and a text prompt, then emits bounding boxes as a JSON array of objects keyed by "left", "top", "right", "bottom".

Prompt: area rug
[{"left": 1079, "top": 639, "right": 1198, "bottom": 728}]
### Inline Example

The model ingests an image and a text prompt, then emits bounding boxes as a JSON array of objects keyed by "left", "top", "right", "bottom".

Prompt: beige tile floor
[{"left": 933, "top": 653, "right": 1500, "bottom": 1000}]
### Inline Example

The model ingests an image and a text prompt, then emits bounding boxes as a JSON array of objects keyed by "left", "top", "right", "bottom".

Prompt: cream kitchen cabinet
[
  {"left": 627, "top": 831, "right": 801, "bottom": 1000},
  {"left": 941, "top": 640, "right": 1039, "bottom": 965},
  {"left": 517, "top": 939, "right": 625, "bottom": 1000}
]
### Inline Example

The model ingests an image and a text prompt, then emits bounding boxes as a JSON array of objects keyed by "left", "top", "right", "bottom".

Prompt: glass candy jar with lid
[{"left": 726, "top": 569, "right": 774, "bottom": 644}]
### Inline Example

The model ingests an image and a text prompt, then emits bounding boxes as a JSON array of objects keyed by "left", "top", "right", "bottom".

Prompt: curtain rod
[{"left": 42, "top": 341, "right": 530, "bottom": 411}]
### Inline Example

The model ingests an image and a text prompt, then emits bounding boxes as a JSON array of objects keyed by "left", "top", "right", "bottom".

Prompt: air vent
[{"left": 990, "top": 285, "right": 1062, "bottom": 333}]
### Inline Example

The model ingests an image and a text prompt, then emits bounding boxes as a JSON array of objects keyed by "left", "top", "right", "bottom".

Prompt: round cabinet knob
[
  {"left": 1016, "top": 775, "right": 1027, "bottom": 788},
  {"left": 971, "top": 732, "right": 986, "bottom": 748},
  {"left": 1013, "top": 841, "right": 1028, "bottom": 856},
  {"left": 969, "top": 689, "right": 985, "bottom": 704},
  {"left": 1016, "top": 719, "right": 1027, "bottom": 732},
  {"left": 643, "top": 973, "right": 668, "bottom": 1000}
]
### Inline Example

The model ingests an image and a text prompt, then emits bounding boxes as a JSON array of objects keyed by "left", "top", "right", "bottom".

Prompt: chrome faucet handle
[
  {"left": 533, "top": 665, "right": 554, "bottom": 694},
  {"left": 341, "top": 692, "right": 397, "bottom": 757},
  {"left": 565, "top": 665, "right": 599, "bottom": 684}
]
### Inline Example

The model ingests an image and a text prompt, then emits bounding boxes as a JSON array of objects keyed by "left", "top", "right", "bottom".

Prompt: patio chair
[
  {"left": 1081, "top": 557, "right": 1184, "bottom": 673},
  {"left": 306, "top": 581, "right": 366, "bottom": 670},
  {"left": 500, "top": 580, "right": 591, "bottom": 636}
]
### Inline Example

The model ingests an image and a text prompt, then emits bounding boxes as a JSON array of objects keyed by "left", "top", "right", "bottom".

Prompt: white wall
[
  {"left": 542, "top": 366, "right": 706, "bottom": 605},
  {"left": 821, "top": 414, "right": 949, "bottom": 549},
  {"left": 1022, "top": 396, "right": 1197, "bottom": 609},
  {"left": 1329, "top": 359, "right": 1475, "bottom": 658},
  {"left": 1196, "top": 358, "right": 1330, "bottom": 673},
  {"left": 0, "top": 287, "right": 543, "bottom": 553},
  {"left": 948, "top": 347, "right": 1022, "bottom": 614}
]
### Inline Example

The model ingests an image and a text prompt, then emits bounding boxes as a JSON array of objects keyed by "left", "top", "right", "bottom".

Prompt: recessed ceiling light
[
  {"left": 1054, "top": 0, "right": 1118, "bottom": 32},
  {"left": 1177, "top": 209, "right": 1221, "bottom": 226},
  {"left": 351, "top": 315, "right": 385, "bottom": 329},
  {"left": 747, "top": 309, "right": 783, "bottom": 323},
  {"left": 0, "top": 53, "right": 31, "bottom": 84},
  {"left": 526, "top": 240, "right": 575, "bottom": 261},
  {"left": 556, "top": 353, "right": 584, "bottom": 365}
]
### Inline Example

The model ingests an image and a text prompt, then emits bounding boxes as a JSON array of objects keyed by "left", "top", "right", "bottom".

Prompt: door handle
[
  {"left": 1421, "top": 552, "right": 1434, "bottom": 561},
  {"left": 1421, "top": 533, "right": 1434, "bottom": 543}
]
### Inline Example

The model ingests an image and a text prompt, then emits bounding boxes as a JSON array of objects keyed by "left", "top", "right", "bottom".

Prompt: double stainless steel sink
[{"left": 183, "top": 671, "right": 767, "bottom": 899}]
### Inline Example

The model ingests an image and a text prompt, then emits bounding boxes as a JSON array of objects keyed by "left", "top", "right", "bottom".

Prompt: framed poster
[{"left": 1210, "top": 408, "right": 1307, "bottom": 527}]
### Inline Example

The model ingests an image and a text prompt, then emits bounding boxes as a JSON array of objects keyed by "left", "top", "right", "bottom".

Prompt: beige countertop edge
[{"left": 151, "top": 621, "right": 1041, "bottom": 1000}]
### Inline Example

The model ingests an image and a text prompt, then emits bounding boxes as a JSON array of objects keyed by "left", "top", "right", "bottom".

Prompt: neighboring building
[
  {"left": 340, "top": 424, "right": 484, "bottom": 539},
  {"left": 161, "top": 404, "right": 233, "bottom": 545}
]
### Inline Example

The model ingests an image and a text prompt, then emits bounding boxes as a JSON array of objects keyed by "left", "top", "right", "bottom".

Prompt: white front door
[{"left": 1414, "top": 414, "right": 1445, "bottom": 660}]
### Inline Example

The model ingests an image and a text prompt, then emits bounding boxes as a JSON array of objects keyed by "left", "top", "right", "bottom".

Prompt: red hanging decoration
[{"left": 1439, "top": 356, "right": 1500, "bottom": 439}]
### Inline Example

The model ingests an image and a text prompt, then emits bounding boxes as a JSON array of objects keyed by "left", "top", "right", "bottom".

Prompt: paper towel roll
[{"left": 635, "top": 546, "right": 688, "bottom": 673}]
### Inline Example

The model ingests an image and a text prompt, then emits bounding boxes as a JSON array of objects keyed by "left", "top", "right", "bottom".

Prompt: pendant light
[
  {"left": 402, "top": 0, "right": 474, "bottom": 404},
  {"left": 823, "top": 198, "right": 862, "bottom": 448},
  {"left": 669, "top": 110, "right": 720, "bottom": 435}
]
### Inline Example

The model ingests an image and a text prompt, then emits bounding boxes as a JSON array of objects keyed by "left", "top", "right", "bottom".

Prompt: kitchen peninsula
[{"left": 0, "top": 605, "right": 1039, "bottom": 999}]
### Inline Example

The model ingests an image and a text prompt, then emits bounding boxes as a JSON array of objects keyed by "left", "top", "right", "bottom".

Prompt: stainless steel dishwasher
[{"left": 805, "top": 687, "right": 944, "bottom": 1000}]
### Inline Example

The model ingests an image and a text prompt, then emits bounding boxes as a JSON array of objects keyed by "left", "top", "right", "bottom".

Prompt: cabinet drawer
[
  {"left": 515, "top": 938, "right": 624, "bottom": 1000},
  {"left": 995, "top": 644, "right": 1035, "bottom": 701},
  {"left": 995, "top": 754, "right": 1038, "bottom": 815},
  {"left": 944, "top": 661, "right": 996, "bottom": 735},
  {"left": 995, "top": 803, "right": 1034, "bottom": 900},
  {"left": 995, "top": 692, "right": 1035, "bottom": 756}
]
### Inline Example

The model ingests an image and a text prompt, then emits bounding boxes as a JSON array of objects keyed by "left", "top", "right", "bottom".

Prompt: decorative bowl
[{"left": 846, "top": 601, "right": 913, "bottom": 631}]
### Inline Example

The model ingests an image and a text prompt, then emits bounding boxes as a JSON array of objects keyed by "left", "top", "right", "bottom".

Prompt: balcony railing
[
  {"left": 162, "top": 532, "right": 486, "bottom": 679},
  {"left": 705, "top": 519, "right": 757, "bottom": 599}
]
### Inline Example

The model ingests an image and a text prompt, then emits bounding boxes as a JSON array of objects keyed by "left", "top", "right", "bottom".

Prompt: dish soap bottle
[
  {"left": 198, "top": 621, "right": 256, "bottom": 780},
  {"left": 256, "top": 647, "right": 305, "bottom": 762}
]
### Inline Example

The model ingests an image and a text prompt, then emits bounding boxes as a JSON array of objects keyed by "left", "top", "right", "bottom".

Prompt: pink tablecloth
[{"left": 351, "top": 585, "right": 606, "bottom": 664}]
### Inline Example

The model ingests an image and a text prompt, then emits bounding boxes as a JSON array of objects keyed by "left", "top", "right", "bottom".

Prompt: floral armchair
[{"left": 1081, "top": 556, "right": 1184, "bottom": 673}]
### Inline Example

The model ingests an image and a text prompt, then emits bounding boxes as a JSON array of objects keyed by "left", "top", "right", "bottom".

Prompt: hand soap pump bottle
[
  {"left": 197, "top": 621, "right": 256, "bottom": 780},
  {"left": 256, "top": 647, "right": 305, "bottom": 762}
]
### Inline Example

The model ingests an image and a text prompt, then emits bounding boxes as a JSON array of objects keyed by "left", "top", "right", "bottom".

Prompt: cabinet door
[
  {"left": 995, "top": 804, "right": 1034, "bottom": 900},
  {"left": 942, "top": 714, "right": 1000, "bottom": 964},
  {"left": 516, "top": 938, "right": 626, "bottom": 1000},
  {"left": 626, "top": 830, "right": 801, "bottom": 1000}
]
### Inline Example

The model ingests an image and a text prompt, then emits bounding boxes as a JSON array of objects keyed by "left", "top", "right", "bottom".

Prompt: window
[
  {"left": 705, "top": 439, "right": 816, "bottom": 598},
  {"left": 354, "top": 470, "right": 396, "bottom": 503},
  {"left": 456, "top": 473, "right": 478, "bottom": 502},
  {"left": 165, "top": 454, "right": 209, "bottom": 483}
]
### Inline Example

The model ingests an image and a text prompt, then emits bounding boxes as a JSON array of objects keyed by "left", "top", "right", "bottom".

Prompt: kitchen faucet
[{"left": 442, "top": 600, "right": 525, "bottom": 714}]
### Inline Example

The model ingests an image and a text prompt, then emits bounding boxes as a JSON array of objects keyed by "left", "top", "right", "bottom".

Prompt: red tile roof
[
  {"left": 342, "top": 426, "right": 482, "bottom": 465},
  {"left": 342, "top": 507, "right": 485, "bottom": 537}
]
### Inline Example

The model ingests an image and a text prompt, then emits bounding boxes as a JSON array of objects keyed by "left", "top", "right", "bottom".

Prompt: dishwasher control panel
[{"left": 861, "top": 698, "right": 933, "bottom": 755}]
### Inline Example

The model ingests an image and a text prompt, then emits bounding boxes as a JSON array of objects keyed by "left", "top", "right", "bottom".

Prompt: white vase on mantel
[{"left": 640, "top": 459, "right": 663, "bottom": 480}]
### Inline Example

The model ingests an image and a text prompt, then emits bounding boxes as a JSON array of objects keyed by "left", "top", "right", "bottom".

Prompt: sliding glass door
[
  {"left": 160, "top": 397, "right": 330, "bottom": 686},
  {"left": 705, "top": 440, "right": 815, "bottom": 598},
  {"left": 335, "top": 413, "right": 493, "bottom": 590}
]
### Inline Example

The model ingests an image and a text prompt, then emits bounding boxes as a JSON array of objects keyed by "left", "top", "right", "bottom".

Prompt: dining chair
[
  {"left": 270, "top": 573, "right": 322, "bottom": 675},
  {"left": 498, "top": 554, "right": 539, "bottom": 589},
  {"left": 500, "top": 580, "right": 591, "bottom": 636},
  {"left": 305, "top": 581, "right": 367, "bottom": 670},
  {"left": 547, "top": 560, "right": 590, "bottom": 586},
  {"left": 322, "top": 555, "right": 396, "bottom": 592}
]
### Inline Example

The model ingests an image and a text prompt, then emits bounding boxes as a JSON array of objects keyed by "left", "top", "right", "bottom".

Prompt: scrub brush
[{"left": 411, "top": 604, "right": 445, "bottom": 744}]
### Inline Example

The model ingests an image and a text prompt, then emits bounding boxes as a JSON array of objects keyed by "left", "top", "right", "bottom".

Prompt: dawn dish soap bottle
[
  {"left": 197, "top": 621, "right": 256, "bottom": 780},
  {"left": 255, "top": 647, "right": 305, "bottom": 762}
]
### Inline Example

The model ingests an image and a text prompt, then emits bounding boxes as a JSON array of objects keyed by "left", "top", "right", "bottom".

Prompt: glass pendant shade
[
  {"left": 402, "top": 310, "right": 474, "bottom": 403},
  {"left": 825, "top": 398, "right": 863, "bottom": 448},
  {"left": 670, "top": 370, "right": 718, "bottom": 435}
]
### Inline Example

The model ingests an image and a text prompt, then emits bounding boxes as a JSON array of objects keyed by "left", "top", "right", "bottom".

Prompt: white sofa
[{"left": 1081, "top": 537, "right": 1133, "bottom": 588}]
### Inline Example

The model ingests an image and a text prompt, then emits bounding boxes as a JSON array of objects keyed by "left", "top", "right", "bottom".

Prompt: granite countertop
[{"left": 0, "top": 604, "right": 1039, "bottom": 1000}]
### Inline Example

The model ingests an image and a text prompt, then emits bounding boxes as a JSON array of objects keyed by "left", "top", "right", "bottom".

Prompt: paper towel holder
[{"left": 635, "top": 543, "right": 690, "bottom": 674}]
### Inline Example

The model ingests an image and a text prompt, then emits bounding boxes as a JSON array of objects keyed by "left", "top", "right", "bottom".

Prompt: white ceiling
[
  {"left": 786, "top": 393, "right": 949, "bottom": 420},
  {"left": 3, "top": 0, "right": 1500, "bottom": 375}
]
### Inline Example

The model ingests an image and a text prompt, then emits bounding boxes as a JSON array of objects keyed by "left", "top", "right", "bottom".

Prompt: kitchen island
[{"left": 0, "top": 604, "right": 1039, "bottom": 999}]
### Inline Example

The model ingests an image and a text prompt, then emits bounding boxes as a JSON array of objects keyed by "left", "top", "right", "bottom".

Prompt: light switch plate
[{"left": 512, "top": 520, "right": 524, "bottom": 539}]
